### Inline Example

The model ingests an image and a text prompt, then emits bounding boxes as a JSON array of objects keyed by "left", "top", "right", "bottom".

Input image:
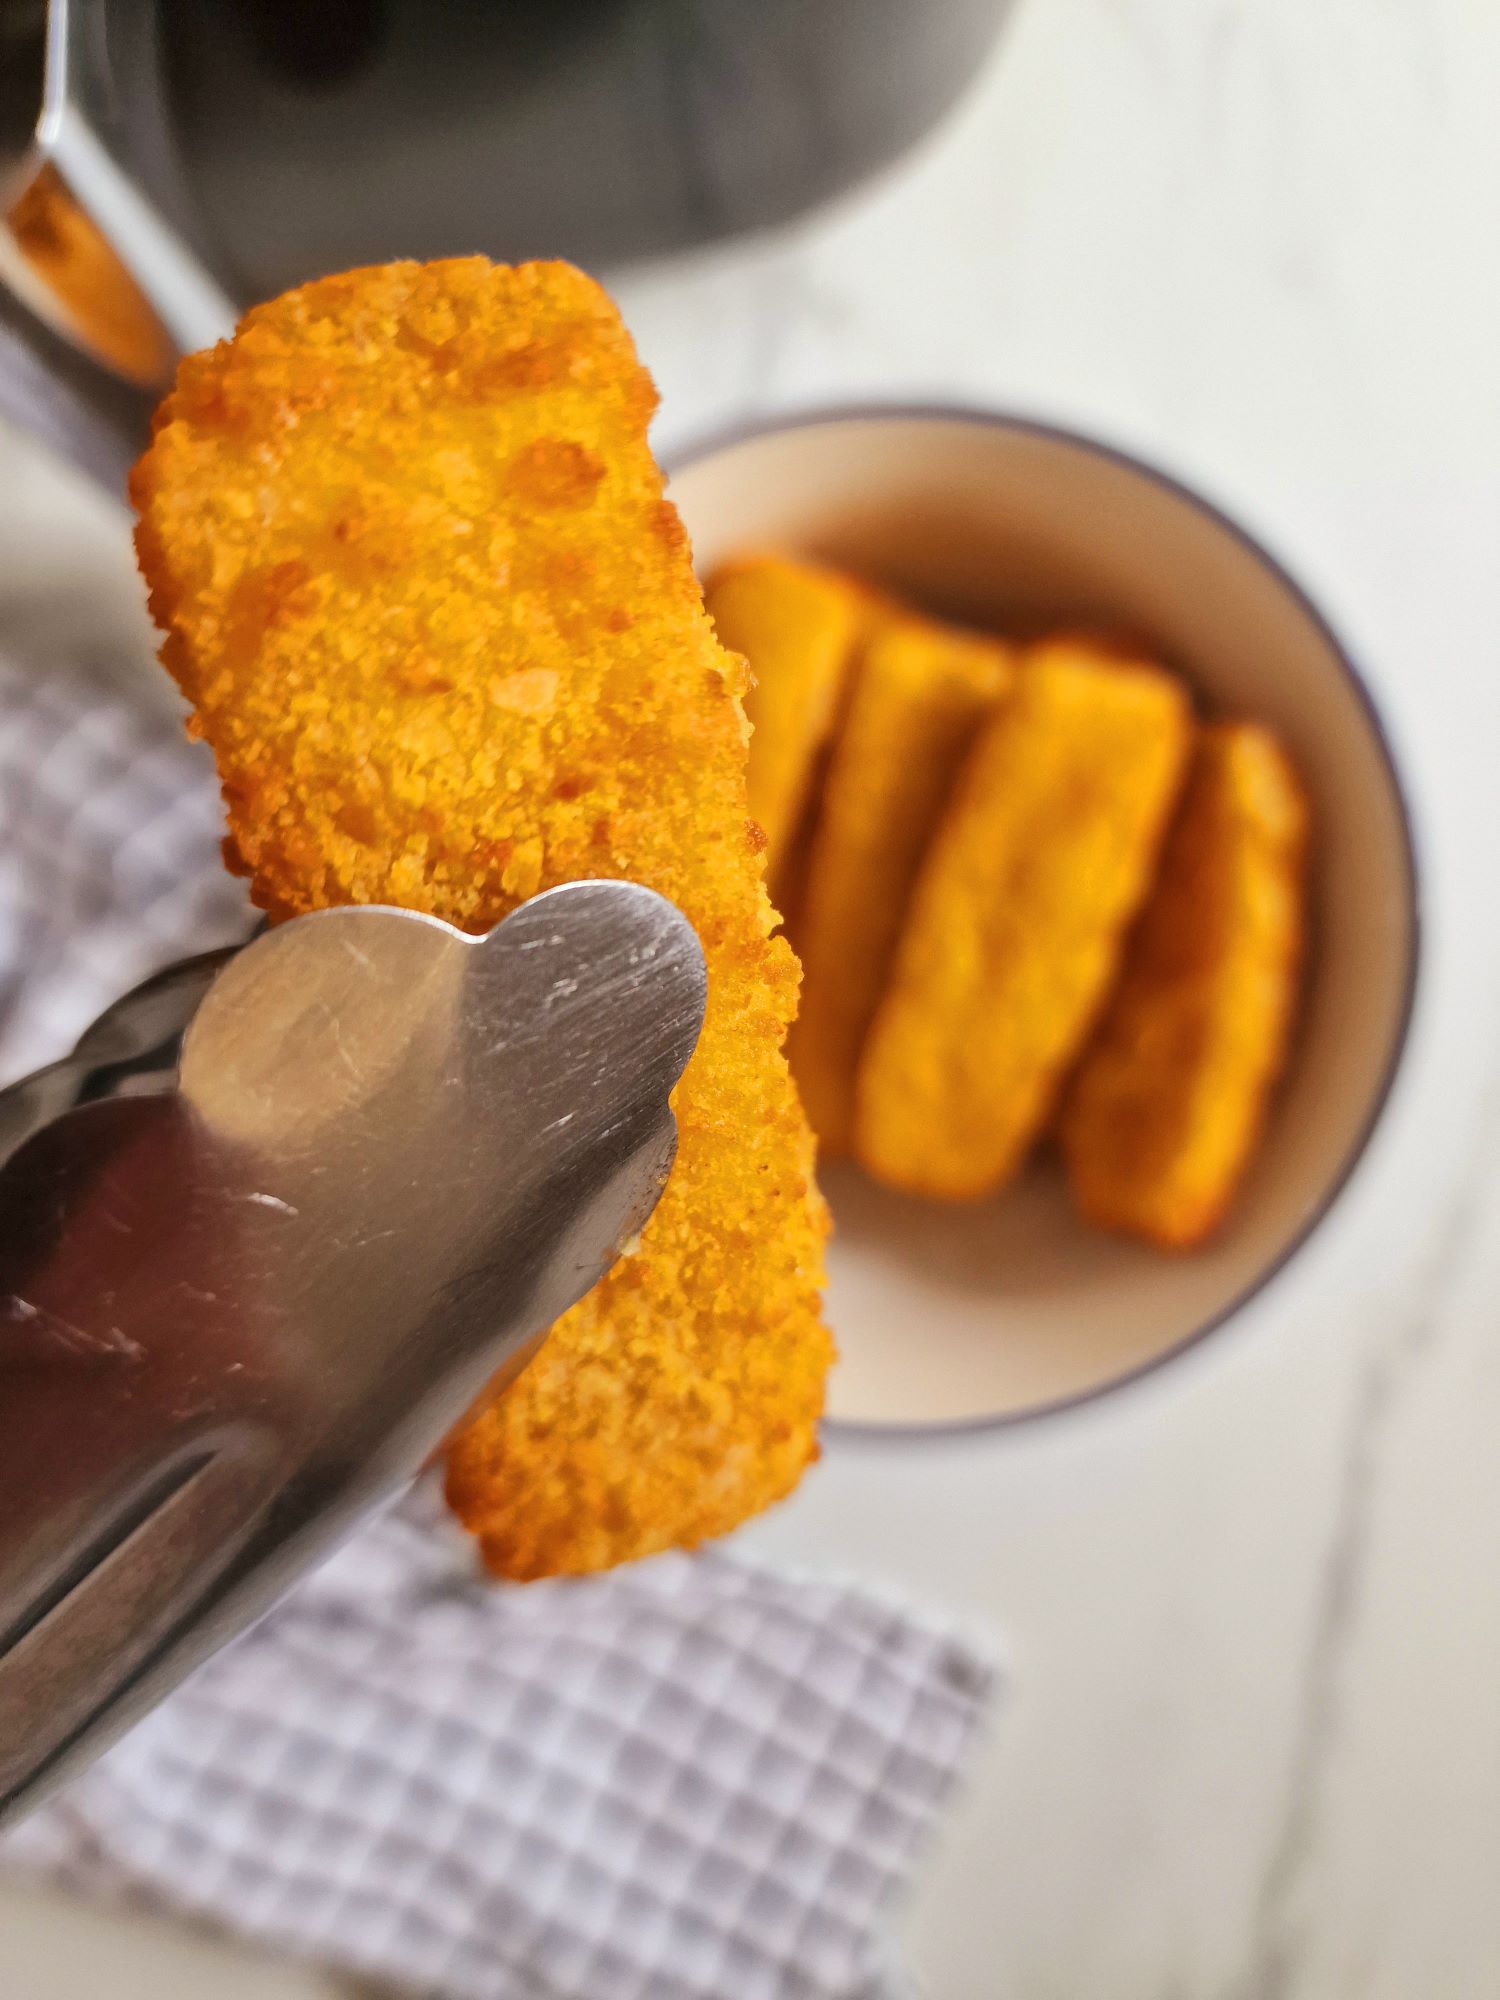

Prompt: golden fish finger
[
  {"left": 854, "top": 639, "right": 1191, "bottom": 1200},
  {"left": 131, "top": 257, "right": 831, "bottom": 1579},
  {"left": 705, "top": 554, "right": 867, "bottom": 881},
  {"left": 791, "top": 613, "right": 1013, "bottom": 1153},
  {"left": 1059, "top": 722, "right": 1309, "bottom": 1248}
]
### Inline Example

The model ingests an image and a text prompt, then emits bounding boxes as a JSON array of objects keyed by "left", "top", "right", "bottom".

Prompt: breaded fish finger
[
  {"left": 1058, "top": 721, "right": 1309, "bottom": 1248},
  {"left": 854, "top": 639, "right": 1191, "bottom": 1199},
  {"left": 790, "top": 613, "right": 1013, "bottom": 1153},
  {"left": 131, "top": 258, "right": 831, "bottom": 1579},
  {"left": 705, "top": 554, "right": 867, "bottom": 880}
]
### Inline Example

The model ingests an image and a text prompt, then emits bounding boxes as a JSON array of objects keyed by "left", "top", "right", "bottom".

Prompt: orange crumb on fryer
[
  {"left": 130, "top": 257, "right": 831, "bottom": 1578},
  {"left": 790, "top": 612, "right": 1014, "bottom": 1154},
  {"left": 7, "top": 162, "right": 173, "bottom": 385},
  {"left": 704, "top": 554, "right": 868, "bottom": 886},
  {"left": 854, "top": 637, "right": 1192, "bottom": 1200},
  {"left": 1058, "top": 722, "right": 1309, "bottom": 1248}
]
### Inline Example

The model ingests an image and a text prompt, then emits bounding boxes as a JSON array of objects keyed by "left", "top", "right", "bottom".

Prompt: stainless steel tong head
[{"left": 0, "top": 881, "right": 707, "bottom": 1827}]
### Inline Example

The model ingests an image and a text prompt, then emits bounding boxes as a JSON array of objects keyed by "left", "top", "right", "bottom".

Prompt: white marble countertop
[{"left": 4, "top": 1, "right": 1500, "bottom": 1994}]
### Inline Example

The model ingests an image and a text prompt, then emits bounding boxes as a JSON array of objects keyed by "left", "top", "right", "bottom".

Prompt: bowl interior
[{"left": 668, "top": 413, "right": 1417, "bottom": 1429}]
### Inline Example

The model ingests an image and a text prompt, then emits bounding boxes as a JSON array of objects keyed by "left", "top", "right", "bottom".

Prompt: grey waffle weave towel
[
  {"left": 0, "top": 649, "right": 251, "bottom": 1083},
  {"left": 0, "top": 649, "right": 998, "bottom": 2000}
]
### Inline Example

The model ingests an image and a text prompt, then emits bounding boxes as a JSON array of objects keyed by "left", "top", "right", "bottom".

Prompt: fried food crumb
[
  {"left": 131, "top": 257, "right": 831, "bottom": 1578},
  {"left": 1058, "top": 721, "right": 1309, "bottom": 1247},
  {"left": 791, "top": 613, "right": 1013, "bottom": 1153},
  {"left": 704, "top": 554, "right": 868, "bottom": 887},
  {"left": 854, "top": 637, "right": 1191, "bottom": 1200}
]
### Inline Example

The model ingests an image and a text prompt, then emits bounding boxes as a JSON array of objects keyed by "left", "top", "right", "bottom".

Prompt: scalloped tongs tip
[{"left": 0, "top": 880, "right": 707, "bottom": 1827}]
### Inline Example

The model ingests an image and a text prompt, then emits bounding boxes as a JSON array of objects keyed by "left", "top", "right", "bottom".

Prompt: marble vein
[{"left": 1236, "top": 1044, "right": 1500, "bottom": 2000}]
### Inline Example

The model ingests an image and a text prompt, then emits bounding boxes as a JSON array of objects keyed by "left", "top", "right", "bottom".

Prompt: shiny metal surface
[
  {"left": 34, "top": 0, "right": 235, "bottom": 354},
  {"left": 0, "top": 0, "right": 47, "bottom": 189},
  {"left": 0, "top": 281, "right": 155, "bottom": 489},
  {"left": 0, "top": 0, "right": 1016, "bottom": 493},
  {"left": 0, "top": 0, "right": 233, "bottom": 479},
  {"left": 0, "top": 881, "right": 707, "bottom": 1826}
]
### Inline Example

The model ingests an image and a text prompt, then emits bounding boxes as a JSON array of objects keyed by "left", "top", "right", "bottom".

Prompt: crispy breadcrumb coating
[
  {"left": 130, "top": 257, "right": 831, "bottom": 1578},
  {"left": 1059, "top": 722, "right": 1309, "bottom": 1247},
  {"left": 854, "top": 638, "right": 1191, "bottom": 1200},
  {"left": 704, "top": 555, "right": 867, "bottom": 885},
  {"left": 790, "top": 613, "right": 1013, "bottom": 1153}
]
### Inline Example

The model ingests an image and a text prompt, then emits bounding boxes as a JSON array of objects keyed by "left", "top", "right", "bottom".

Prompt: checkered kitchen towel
[
  {"left": 0, "top": 648, "right": 998, "bottom": 2000},
  {"left": 0, "top": 649, "right": 252, "bottom": 1083}
]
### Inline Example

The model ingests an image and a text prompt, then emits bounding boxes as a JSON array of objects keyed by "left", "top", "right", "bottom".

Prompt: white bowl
[{"left": 667, "top": 408, "right": 1419, "bottom": 1432}]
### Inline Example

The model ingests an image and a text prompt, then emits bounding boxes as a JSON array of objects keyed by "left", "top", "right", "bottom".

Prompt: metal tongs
[{"left": 0, "top": 882, "right": 707, "bottom": 1828}]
